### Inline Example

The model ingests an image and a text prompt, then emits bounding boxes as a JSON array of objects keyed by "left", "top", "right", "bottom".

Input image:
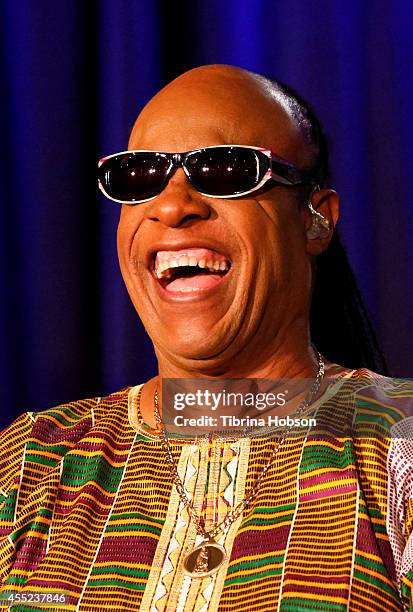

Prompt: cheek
[
  {"left": 243, "top": 208, "right": 285, "bottom": 268},
  {"left": 117, "top": 208, "right": 143, "bottom": 265},
  {"left": 117, "top": 209, "right": 131, "bottom": 251},
  {"left": 250, "top": 201, "right": 308, "bottom": 288}
]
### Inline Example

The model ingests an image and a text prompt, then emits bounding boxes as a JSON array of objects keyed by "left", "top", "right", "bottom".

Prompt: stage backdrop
[{"left": 1, "top": 0, "right": 412, "bottom": 428}]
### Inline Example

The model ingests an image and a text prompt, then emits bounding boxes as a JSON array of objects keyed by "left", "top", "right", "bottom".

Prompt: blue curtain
[{"left": 1, "top": 0, "right": 412, "bottom": 428}]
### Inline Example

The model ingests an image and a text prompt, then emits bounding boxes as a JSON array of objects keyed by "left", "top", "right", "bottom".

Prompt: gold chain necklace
[{"left": 153, "top": 352, "right": 325, "bottom": 578}]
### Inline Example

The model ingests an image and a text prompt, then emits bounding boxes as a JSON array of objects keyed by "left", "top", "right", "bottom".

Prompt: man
[{"left": 0, "top": 65, "right": 412, "bottom": 611}]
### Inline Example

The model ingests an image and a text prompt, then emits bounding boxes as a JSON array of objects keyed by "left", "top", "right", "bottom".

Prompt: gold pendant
[{"left": 183, "top": 541, "right": 227, "bottom": 578}]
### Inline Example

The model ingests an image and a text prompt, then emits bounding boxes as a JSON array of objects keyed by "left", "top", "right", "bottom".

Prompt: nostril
[
  {"left": 180, "top": 214, "right": 205, "bottom": 227},
  {"left": 148, "top": 210, "right": 208, "bottom": 227},
  {"left": 147, "top": 195, "right": 211, "bottom": 227}
]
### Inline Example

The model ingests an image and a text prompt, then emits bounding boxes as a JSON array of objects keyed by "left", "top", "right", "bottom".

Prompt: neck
[
  {"left": 157, "top": 323, "right": 318, "bottom": 380},
  {"left": 137, "top": 333, "right": 330, "bottom": 430}
]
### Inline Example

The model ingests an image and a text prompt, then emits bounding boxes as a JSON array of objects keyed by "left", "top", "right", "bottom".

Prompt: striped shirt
[{"left": 0, "top": 368, "right": 412, "bottom": 611}]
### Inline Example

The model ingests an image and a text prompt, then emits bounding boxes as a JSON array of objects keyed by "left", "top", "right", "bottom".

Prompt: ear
[{"left": 303, "top": 188, "right": 340, "bottom": 256}]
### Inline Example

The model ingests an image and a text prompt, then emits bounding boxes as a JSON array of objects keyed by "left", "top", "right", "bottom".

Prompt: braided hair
[{"left": 268, "top": 78, "right": 389, "bottom": 374}]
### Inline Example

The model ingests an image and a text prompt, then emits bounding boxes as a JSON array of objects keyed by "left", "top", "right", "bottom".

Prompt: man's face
[{"left": 117, "top": 67, "right": 314, "bottom": 373}]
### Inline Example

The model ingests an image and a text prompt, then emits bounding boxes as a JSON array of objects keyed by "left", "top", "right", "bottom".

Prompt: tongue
[{"left": 166, "top": 273, "right": 223, "bottom": 292}]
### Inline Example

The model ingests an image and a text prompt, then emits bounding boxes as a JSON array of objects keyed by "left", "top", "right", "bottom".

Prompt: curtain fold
[{"left": 1, "top": 0, "right": 412, "bottom": 428}]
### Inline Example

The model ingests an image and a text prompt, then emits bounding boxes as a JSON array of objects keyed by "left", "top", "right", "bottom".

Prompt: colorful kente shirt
[{"left": 1, "top": 368, "right": 413, "bottom": 611}]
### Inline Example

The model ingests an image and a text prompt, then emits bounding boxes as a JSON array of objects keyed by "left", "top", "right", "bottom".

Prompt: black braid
[
  {"left": 310, "top": 231, "right": 388, "bottom": 373},
  {"left": 268, "top": 78, "right": 389, "bottom": 374}
]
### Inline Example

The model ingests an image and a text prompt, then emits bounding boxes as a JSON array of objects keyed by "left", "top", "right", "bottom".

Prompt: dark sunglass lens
[
  {"left": 98, "top": 153, "right": 170, "bottom": 202},
  {"left": 185, "top": 147, "right": 268, "bottom": 196}
]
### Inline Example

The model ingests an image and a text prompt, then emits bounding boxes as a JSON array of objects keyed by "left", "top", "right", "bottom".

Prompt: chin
[{"left": 153, "top": 326, "right": 229, "bottom": 364}]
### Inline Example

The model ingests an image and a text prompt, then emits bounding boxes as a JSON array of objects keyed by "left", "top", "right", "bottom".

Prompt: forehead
[{"left": 129, "top": 71, "right": 308, "bottom": 167}]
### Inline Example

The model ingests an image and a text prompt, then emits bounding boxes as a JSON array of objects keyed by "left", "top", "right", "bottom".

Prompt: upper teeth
[{"left": 155, "top": 255, "right": 230, "bottom": 279}]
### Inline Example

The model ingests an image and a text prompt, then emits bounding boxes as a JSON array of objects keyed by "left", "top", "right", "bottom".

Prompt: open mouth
[{"left": 153, "top": 248, "right": 232, "bottom": 293}]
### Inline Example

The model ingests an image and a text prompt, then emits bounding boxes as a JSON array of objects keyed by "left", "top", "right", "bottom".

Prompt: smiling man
[
  {"left": 1, "top": 65, "right": 413, "bottom": 611},
  {"left": 116, "top": 66, "right": 335, "bottom": 386}
]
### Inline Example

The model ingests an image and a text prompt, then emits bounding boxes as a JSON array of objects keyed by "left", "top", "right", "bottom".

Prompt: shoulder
[
  {"left": 346, "top": 366, "right": 413, "bottom": 394},
  {"left": 0, "top": 386, "right": 135, "bottom": 499},
  {"left": 341, "top": 367, "right": 413, "bottom": 426}
]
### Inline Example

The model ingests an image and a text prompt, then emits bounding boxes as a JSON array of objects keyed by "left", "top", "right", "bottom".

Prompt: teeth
[
  {"left": 155, "top": 253, "right": 230, "bottom": 278},
  {"left": 155, "top": 262, "right": 169, "bottom": 278},
  {"left": 156, "top": 268, "right": 167, "bottom": 279}
]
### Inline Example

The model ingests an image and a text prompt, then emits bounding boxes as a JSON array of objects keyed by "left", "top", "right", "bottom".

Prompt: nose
[{"left": 145, "top": 169, "right": 211, "bottom": 228}]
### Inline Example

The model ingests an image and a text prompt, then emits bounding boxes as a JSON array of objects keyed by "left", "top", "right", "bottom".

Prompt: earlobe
[
  {"left": 305, "top": 187, "right": 339, "bottom": 255},
  {"left": 306, "top": 202, "right": 330, "bottom": 239}
]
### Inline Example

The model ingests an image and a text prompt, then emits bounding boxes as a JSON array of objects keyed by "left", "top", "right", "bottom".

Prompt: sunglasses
[{"left": 97, "top": 145, "right": 314, "bottom": 205}]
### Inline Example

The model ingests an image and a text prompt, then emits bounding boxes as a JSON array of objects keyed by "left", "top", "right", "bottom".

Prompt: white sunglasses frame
[{"left": 97, "top": 144, "right": 312, "bottom": 205}]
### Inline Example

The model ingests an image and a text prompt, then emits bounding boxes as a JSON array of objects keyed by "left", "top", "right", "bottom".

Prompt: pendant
[{"left": 183, "top": 541, "right": 227, "bottom": 578}]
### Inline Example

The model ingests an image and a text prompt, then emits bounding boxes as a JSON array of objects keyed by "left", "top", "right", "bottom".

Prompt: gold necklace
[{"left": 153, "top": 352, "right": 325, "bottom": 578}]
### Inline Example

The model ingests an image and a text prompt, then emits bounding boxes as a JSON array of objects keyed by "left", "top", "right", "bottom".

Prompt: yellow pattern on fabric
[{"left": 0, "top": 371, "right": 412, "bottom": 610}]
